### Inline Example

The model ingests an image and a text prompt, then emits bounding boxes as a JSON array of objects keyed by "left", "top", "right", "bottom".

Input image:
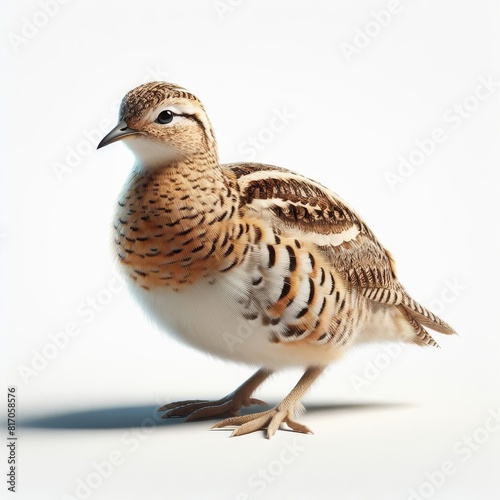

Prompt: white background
[{"left": 2, "top": 1, "right": 500, "bottom": 499}]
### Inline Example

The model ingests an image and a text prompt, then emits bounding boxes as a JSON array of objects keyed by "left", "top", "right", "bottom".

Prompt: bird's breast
[{"left": 112, "top": 167, "right": 252, "bottom": 291}]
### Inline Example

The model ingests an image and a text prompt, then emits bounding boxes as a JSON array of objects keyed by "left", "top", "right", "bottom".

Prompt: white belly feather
[{"left": 129, "top": 267, "right": 347, "bottom": 369}]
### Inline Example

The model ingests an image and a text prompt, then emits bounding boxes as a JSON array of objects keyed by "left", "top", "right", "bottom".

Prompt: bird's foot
[
  {"left": 157, "top": 393, "right": 267, "bottom": 421},
  {"left": 211, "top": 405, "right": 313, "bottom": 439}
]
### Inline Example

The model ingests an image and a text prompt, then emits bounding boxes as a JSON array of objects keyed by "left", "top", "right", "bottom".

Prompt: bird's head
[{"left": 98, "top": 82, "right": 217, "bottom": 168}]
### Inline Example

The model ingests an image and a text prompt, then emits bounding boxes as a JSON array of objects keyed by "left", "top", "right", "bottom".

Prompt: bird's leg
[
  {"left": 158, "top": 368, "right": 273, "bottom": 421},
  {"left": 212, "top": 366, "right": 325, "bottom": 439}
]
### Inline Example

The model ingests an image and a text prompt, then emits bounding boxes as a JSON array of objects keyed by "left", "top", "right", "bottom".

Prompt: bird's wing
[
  {"left": 225, "top": 163, "right": 397, "bottom": 289},
  {"left": 224, "top": 163, "right": 454, "bottom": 336}
]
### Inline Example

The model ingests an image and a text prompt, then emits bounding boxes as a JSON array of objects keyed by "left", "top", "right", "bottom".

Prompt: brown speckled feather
[{"left": 224, "top": 162, "right": 455, "bottom": 344}]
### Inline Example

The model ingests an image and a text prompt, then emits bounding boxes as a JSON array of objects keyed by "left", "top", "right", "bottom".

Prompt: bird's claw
[
  {"left": 157, "top": 395, "right": 267, "bottom": 421},
  {"left": 212, "top": 407, "right": 313, "bottom": 439}
]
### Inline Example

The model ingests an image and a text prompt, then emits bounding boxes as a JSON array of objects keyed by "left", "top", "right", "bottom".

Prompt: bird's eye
[{"left": 156, "top": 110, "right": 174, "bottom": 124}]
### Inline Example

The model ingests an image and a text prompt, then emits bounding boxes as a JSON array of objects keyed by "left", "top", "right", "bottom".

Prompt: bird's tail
[{"left": 397, "top": 295, "right": 456, "bottom": 347}]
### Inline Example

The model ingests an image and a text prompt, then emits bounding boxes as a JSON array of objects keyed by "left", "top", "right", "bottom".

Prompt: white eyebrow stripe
[
  {"left": 163, "top": 105, "right": 184, "bottom": 115},
  {"left": 169, "top": 103, "right": 216, "bottom": 145},
  {"left": 152, "top": 103, "right": 216, "bottom": 145}
]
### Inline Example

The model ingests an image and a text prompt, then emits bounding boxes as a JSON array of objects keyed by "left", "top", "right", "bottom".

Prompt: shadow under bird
[{"left": 97, "top": 82, "right": 455, "bottom": 438}]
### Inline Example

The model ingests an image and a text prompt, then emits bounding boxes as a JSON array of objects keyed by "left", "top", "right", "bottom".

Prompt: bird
[{"left": 97, "top": 81, "right": 456, "bottom": 438}]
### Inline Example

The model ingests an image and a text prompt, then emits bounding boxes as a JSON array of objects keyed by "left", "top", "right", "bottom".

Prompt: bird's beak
[{"left": 97, "top": 120, "right": 142, "bottom": 149}]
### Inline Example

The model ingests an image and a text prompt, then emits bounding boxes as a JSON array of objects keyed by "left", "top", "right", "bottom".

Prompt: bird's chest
[{"left": 113, "top": 170, "right": 238, "bottom": 291}]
